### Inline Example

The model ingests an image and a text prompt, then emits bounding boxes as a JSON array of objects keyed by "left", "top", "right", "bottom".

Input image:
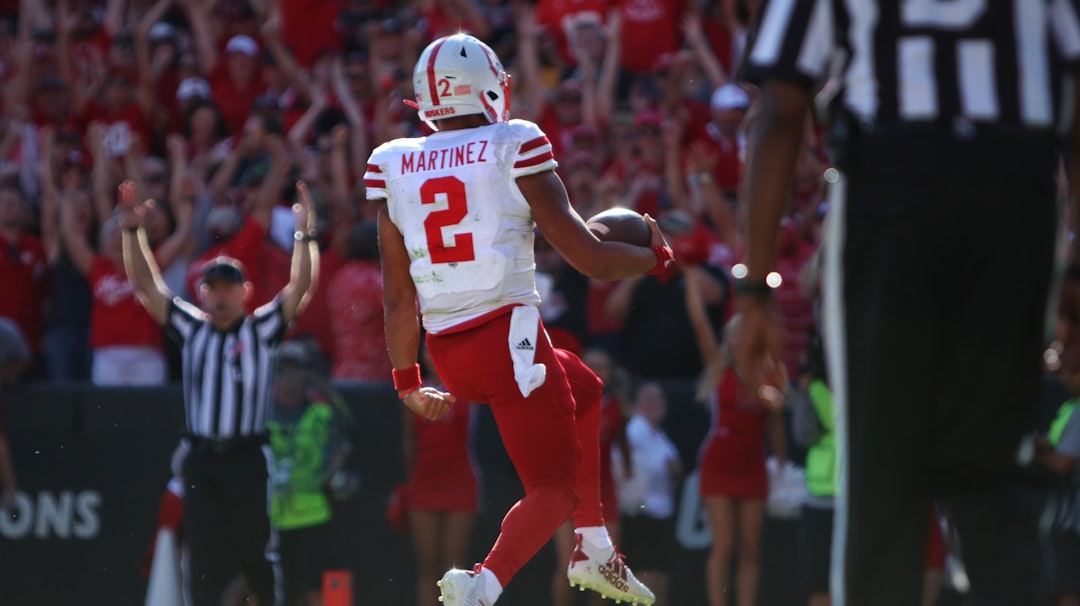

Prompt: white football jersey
[{"left": 365, "top": 119, "right": 559, "bottom": 334}]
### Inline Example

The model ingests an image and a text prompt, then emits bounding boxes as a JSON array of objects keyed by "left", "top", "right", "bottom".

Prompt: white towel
[{"left": 508, "top": 306, "right": 547, "bottom": 397}]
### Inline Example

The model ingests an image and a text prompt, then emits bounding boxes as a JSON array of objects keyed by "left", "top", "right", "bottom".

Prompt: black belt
[
  {"left": 186, "top": 433, "right": 268, "bottom": 455},
  {"left": 827, "top": 110, "right": 1058, "bottom": 177}
]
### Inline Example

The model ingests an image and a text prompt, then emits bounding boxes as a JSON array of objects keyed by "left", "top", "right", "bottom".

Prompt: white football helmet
[{"left": 412, "top": 33, "right": 511, "bottom": 129}]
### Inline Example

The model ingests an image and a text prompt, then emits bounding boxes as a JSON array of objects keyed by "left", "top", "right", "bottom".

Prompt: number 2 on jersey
[{"left": 421, "top": 176, "right": 476, "bottom": 264}]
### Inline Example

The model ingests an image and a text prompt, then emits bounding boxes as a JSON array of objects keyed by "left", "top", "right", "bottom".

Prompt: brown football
[{"left": 585, "top": 207, "right": 652, "bottom": 247}]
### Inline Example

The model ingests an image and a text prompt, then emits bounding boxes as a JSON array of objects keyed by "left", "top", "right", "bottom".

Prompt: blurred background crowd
[
  {"left": 15, "top": 0, "right": 1080, "bottom": 605},
  {"left": 0, "top": 0, "right": 815, "bottom": 389}
]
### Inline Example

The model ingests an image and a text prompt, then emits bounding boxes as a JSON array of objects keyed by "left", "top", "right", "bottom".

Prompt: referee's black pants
[
  {"left": 825, "top": 130, "right": 1057, "bottom": 606},
  {"left": 182, "top": 437, "right": 281, "bottom": 606}
]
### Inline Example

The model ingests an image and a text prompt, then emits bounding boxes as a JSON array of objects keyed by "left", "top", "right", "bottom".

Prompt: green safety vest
[
  {"left": 805, "top": 379, "right": 837, "bottom": 498},
  {"left": 267, "top": 401, "right": 334, "bottom": 530},
  {"left": 1049, "top": 399, "right": 1080, "bottom": 448}
]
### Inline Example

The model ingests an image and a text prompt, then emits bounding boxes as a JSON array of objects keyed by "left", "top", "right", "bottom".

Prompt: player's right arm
[
  {"left": 378, "top": 204, "right": 454, "bottom": 422},
  {"left": 379, "top": 205, "right": 421, "bottom": 383},
  {"left": 520, "top": 170, "right": 667, "bottom": 281},
  {"left": 118, "top": 181, "right": 173, "bottom": 326}
]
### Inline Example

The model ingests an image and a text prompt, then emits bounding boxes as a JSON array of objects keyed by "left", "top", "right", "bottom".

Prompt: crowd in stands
[
  {"left": 8, "top": 1, "right": 1080, "bottom": 605},
  {"left": 0, "top": 0, "right": 824, "bottom": 389}
]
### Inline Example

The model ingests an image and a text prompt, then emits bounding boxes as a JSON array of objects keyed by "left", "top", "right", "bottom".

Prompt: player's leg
[
  {"left": 481, "top": 342, "right": 579, "bottom": 586},
  {"left": 932, "top": 179, "right": 1056, "bottom": 605},
  {"left": 426, "top": 314, "right": 579, "bottom": 605},
  {"left": 181, "top": 449, "right": 237, "bottom": 606},
  {"left": 555, "top": 348, "right": 604, "bottom": 528},
  {"left": 554, "top": 347, "right": 654, "bottom": 604},
  {"left": 826, "top": 175, "right": 937, "bottom": 606}
]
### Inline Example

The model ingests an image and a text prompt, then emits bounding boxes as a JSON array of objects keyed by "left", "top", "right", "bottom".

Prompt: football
[{"left": 585, "top": 207, "right": 652, "bottom": 247}]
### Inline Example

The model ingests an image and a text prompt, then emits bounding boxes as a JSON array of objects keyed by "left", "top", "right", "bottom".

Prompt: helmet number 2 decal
[
  {"left": 421, "top": 176, "right": 476, "bottom": 264},
  {"left": 438, "top": 78, "right": 452, "bottom": 98}
]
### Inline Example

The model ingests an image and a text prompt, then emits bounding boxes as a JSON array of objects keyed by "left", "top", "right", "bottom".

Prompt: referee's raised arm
[
  {"left": 119, "top": 180, "right": 174, "bottom": 326},
  {"left": 279, "top": 181, "right": 320, "bottom": 325}
]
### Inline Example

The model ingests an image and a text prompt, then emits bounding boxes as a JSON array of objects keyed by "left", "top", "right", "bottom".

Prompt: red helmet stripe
[
  {"left": 426, "top": 38, "right": 448, "bottom": 107},
  {"left": 478, "top": 90, "right": 497, "bottom": 122}
]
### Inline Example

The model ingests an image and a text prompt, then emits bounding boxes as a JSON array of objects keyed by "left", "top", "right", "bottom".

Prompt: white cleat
[
  {"left": 437, "top": 566, "right": 492, "bottom": 606},
  {"left": 566, "top": 535, "right": 655, "bottom": 606}
]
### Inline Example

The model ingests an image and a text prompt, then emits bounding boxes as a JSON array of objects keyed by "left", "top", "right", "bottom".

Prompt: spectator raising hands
[{"left": 61, "top": 180, "right": 190, "bottom": 385}]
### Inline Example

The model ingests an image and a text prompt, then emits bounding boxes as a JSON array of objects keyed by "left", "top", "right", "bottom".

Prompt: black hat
[
  {"left": 201, "top": 257, "right": 246, "bottom": 285},
  {"left": 37, "top": 74, "right": 65, "bottom": 92},
  {"left": 275, "top": 340, "right": 314, "bottom": 371}
]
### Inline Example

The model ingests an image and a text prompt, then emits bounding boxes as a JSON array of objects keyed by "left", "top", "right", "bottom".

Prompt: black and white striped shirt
[
  {"left": 167, "top": 298, "right": 286, "bottom": 438},
  {"left": 744, "top": 0, "right": 1080, "bottom": 132}
]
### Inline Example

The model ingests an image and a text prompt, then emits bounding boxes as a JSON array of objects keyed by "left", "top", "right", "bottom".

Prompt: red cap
[
  {"left": 633, "top": 110, "right": 663, "bottom": 129},
  {"left": 568, "top": 123, "right": 599, "bottom": 141}
]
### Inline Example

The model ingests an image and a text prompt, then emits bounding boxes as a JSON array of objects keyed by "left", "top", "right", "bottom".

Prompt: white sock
[
  {"left": 479, "top": 567, "right": 503, "bottom": 604},
  {"left": 575, "top": 526, "right": 613, "bottom": 551}
]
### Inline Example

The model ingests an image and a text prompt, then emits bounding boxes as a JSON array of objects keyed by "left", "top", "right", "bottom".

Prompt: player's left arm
[
  {"left": 522, "top": 170, "right": 665, "bottom": 281},
  {"left": 280, "top": 182, "right": 320, "bottom": 325}
]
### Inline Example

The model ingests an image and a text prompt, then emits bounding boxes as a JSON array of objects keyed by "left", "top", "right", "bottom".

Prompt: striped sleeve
[
  {"left": 510, "top": 121, "right": 558, "bottom": 178},
  {"left": 252, "top": 296, "right": 287, "bottom": 345},
  {"left": 166, "top": 297, "right": 206, "bottom": 345},
  {"left": 1051, "top": 0, "right": 1080, "bottom": 68},
  {"left": 364, "top": 146, "right": 389, "bottom": 200},
  {"left": 741, "top": 0, "right": 835, "bottom": 90}
]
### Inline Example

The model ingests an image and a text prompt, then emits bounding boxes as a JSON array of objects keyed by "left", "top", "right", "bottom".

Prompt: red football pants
[{"left": 426, "top": 311, "right": 604, "bottom": 587}]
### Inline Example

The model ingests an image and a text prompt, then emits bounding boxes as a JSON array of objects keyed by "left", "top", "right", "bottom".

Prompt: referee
[
  {"left": 120, "top": 180, "right": 319, "bottom": 606},
  {"left": 734, "top": 2, "right": 1080, "bottom": 605}
]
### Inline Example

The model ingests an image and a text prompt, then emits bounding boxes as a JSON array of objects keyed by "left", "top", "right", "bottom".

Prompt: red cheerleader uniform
[
  {"left": 698, "top": 367, "right": 769, "bottom": 500},
  {"left": 407, "top": 399, "right": 479, "bottom": 513}
]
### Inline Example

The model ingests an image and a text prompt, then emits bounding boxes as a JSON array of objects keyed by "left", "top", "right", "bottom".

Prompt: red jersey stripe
[
  {"left": 518, "top": 136, "right": 550, "bottom": 154},
  {"left": 365, "top": 179, "right": 386, "bottom": 188},
  {"left": 366, "top": 163, "right": 382, "bottom": 174},
  {"left": 513, "top": 151, "right": 555, "bottom": 169}
]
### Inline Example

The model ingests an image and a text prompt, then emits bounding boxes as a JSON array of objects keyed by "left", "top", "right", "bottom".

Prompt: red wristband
[
  {"left": 392, "top": 364, "right": 422, "bottom": 398},
  {"left": 646, "top": 245, "right": 675, "bottom": 275}
]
